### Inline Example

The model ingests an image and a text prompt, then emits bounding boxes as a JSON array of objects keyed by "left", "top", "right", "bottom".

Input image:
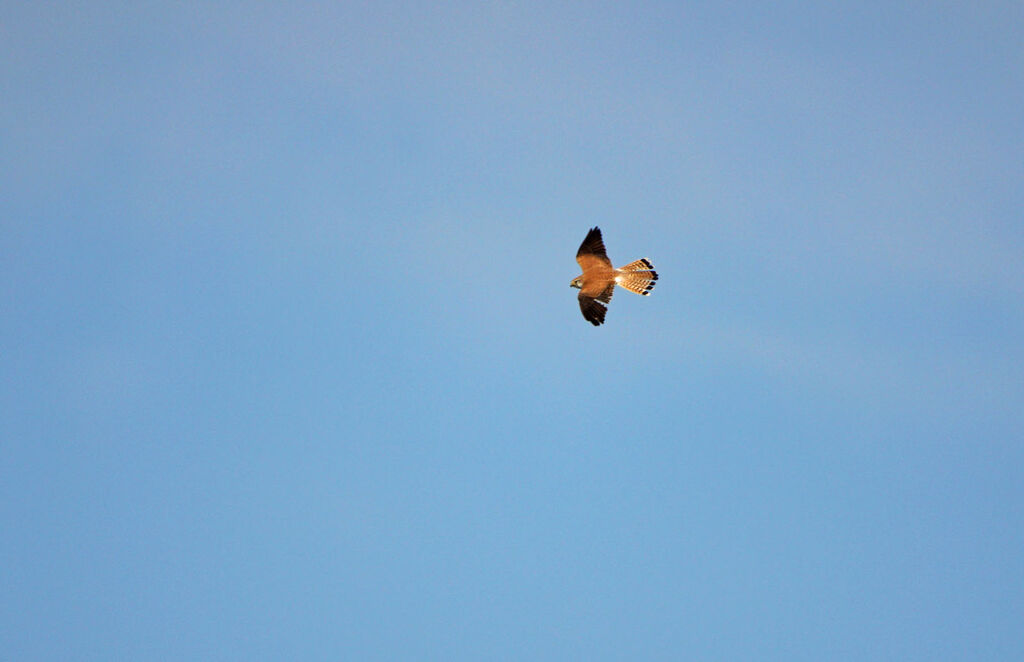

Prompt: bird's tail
[{"left": 616, "top": 258, "right": 658, "bottom": 296}]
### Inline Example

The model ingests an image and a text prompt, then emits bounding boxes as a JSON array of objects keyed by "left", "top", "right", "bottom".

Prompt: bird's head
[{"left": 569, "top": 277, "right": 582, "bottom": 289}]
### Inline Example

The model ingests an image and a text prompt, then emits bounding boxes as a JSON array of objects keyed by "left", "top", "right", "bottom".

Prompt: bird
[{"left": 570, "top": 227, "right": 658, "bottom": 326}]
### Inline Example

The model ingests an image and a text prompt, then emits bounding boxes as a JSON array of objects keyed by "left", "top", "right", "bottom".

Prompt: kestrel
[{"left": 570, "top": 227, "right": 658, "bottom": 326}]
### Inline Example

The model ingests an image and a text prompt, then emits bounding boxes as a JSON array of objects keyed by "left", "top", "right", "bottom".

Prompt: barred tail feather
[{"left": 615, "top": 258, "right": 658, "bottom": 295}]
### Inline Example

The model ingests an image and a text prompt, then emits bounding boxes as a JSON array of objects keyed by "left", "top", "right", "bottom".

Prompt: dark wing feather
[
  {"left": 578, "top": 294, "right": 607, "bottom": 326},
  {"left": 576, "top": 227, "right": 609, "bottom": 262},
  {"left": 578, "top": 283, "right": 615, "bottom": 326}
]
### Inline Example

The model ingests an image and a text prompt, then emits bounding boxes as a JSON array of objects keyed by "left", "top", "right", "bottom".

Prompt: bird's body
[{"left": 570, "top": 227, "right": 657, "bottom": 326}]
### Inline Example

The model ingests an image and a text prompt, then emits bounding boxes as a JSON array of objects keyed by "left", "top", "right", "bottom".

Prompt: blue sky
[{"left": 2, "top": 1, "right": 1023, "bottom": 659}]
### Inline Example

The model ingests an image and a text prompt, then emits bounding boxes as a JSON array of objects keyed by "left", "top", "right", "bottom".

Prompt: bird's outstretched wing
[
  {"left": 578, "top": 282, "right": 615, "bottom": 326},
  {"left": 576, "top": 226, "right": 611, "bottom": 271}
]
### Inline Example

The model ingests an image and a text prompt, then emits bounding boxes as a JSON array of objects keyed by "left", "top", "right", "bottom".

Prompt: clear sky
[{"left": 3, "top": 2, "right": 1023, "bottom": 659}]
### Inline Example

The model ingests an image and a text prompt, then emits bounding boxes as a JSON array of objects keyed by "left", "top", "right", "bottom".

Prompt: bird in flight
[{"left": 570, "top": 226, "right": 658, "bottom": 326}]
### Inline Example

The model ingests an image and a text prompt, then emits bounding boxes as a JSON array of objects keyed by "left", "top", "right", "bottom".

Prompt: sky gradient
[{"left": 3, "top": 2, "right": 1023, "bottom": 659}]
